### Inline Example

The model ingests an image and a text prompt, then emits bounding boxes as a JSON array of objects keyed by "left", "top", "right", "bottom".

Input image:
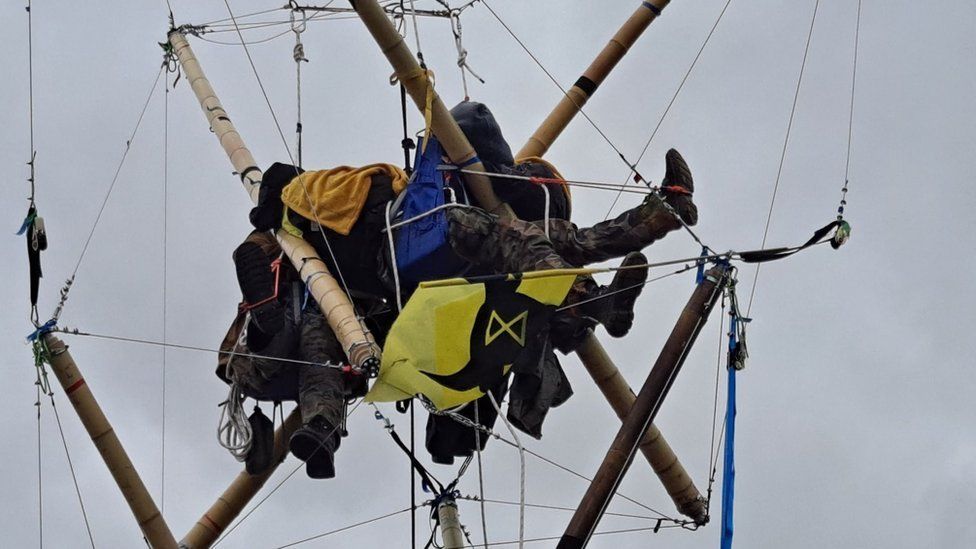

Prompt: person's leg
[
  {"left": 538, "top": 149, "right": 697, "bottom": 266},
  {"left": 445, "top": 208, "right": 649, "bottom": 341},
  {"left": 290, "top": 307, "right": 348, "bottom": 478}
]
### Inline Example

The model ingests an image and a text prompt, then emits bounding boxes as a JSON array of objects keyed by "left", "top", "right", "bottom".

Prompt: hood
[{"left": 450, "top": 101, "right": 515, "bottom": 172}]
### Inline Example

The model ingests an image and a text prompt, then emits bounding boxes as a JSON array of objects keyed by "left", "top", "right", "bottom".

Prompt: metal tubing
[
  {"left": 558, "top": 265, "right": 729, "bottom": 548},
  {"left": 167, "top": 31, "right": 380, "bottom": 371},
  {"left": 180, "top": 410, "right": 302, "bottom": 548},
  {"left": 43, "top": 335, "right": 178, "bottom": 548},
  {"left": 517, "top": 0, "right": 671, "bottom": 159}
]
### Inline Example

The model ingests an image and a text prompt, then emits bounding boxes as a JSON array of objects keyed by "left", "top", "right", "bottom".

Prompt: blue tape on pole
[{"left": 457, "top": 155, "right": 481, "bottom": 168}]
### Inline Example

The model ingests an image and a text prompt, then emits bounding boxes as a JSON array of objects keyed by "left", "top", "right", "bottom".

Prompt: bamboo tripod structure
[
  {"left": 40, "top": 2, "right": 708, "bottom": 547},
  {"left": 349, "top": 0, "right": 705, "bottom": 527}
]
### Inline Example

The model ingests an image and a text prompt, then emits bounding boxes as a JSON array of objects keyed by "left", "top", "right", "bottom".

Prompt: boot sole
[{"left": 233, "top": 241, "right": 284, "bottom": 334}]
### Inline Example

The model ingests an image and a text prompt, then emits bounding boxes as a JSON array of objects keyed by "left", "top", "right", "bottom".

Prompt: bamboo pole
[
  {"left": 180, "top": 409, "right": 302, "bottom": 549},
  {"left": 436, "top": 496, "right": 466, "bottom": 549},
  {"left": 43, "top": 335, "right": 177, "bottom": 548},
  {"left": 558, "top": 266, "right": 729, "bottom": 548},
  {"left": 512, "top": 0, "right": 706, "bottom": 522},
  {"left": 517, "top": 0, "right": 671, "bottom": 160},
  {"left": 348, "top": 0, "right": 509, "bottom": 217},
  {"left": 575, "top": 335, "right": 706, "bottom": 523},
  {"left": 167, "top": 30, "right": 380, "bottom": 372}
]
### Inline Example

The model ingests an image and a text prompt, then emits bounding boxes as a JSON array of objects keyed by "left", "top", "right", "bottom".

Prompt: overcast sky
[{"left": 2, "top": 1, "right": 975, "bottom": 548}]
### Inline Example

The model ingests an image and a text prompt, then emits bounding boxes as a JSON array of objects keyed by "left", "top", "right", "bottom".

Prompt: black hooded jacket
[{"left": 450, "top": 101, "right": 570, "bottom": 222}]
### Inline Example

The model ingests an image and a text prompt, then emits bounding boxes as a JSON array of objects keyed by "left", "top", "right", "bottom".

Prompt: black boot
[
  {"left": 579, "top": 252, "right": 650, "bottom": 338},
  {"left": 289, "top": 416, "right": 338, "bottom": 479},
  {"left": 233, "top": 238, "right": 284, "bottom": 341},
  {"left": 658, "top": 148, "right": 697, "bottom": 226}
]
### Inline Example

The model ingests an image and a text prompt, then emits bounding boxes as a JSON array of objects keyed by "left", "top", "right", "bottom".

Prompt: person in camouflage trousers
[
  {"left": 221, "top": 230, "right": 356, "bottom": 479},
  {"left": 444, "top": 147, "right": 697, "bottom": 346}
]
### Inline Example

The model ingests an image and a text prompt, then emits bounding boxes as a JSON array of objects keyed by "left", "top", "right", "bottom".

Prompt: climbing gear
[
  {"left": 19, "top": 204, "right": 47, "bottom": 324},
  {"left": 578, "top": 251, "right": 650, "bottom": 338}
]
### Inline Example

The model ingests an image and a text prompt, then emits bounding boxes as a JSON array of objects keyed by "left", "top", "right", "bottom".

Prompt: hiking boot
[
  {"left": 578, "top": 252, "right": 650, "bottom": 338},
  {"left": 289, "top": 416, "right": 338, "bottom": 479},
  {"left": 233, "top": 239, "right": 284, "bottom": 338},
  {"left": 656, "top": 148, "right": 697, "bottom": 226}
]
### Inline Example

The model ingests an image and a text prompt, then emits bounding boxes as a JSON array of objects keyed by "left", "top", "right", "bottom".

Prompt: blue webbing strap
[{"left": 720, "top": 313, "right": 738, "bottom": 549}]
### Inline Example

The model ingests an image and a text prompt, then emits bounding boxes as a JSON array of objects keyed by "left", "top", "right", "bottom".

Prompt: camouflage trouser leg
[
  {"left": 539, "top": 195, "right": 681, "bottom": 267},
  {"left": 298, "top": 307, "right": 347, "bottom": 428},
  {"left": 229, "top": 307, "right": 300, "bottom": 395},
  {"left": 446, "top": 207, "right": 572, "bottom": 273},
  {"left": 446, "top": 207, "right": 599, "bottom": 353}
]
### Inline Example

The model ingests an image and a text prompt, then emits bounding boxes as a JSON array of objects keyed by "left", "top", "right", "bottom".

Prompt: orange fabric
[{"left": 280, "top": 164, "right": 408, "bottom": 236}]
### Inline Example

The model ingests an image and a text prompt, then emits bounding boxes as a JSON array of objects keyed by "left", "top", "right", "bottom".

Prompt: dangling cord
[
  {"left": 25, "top": 0, "right": 40, "bottom": 328},
  {"left": 410, "top": 400, "right": 417, "bottom": 549},
  {"left": 840, "top": 0, "right": 861, "bottom": 222},
  {"left": 217, "top": 322, "right": 253, "bottom": 461},
  {"left": 473, "top": 403, "right": 489, "bottom": 548},
  {"left": 487, "top": 392, "right": 524, "bottom": 548},
  {"left": 160, "top": 52, "right": 174, "bottom": 514},
  {"left": 747, "top": 0, "right": 821, "bottom": 318},
  {"left": 290, "top": 4, "right": 309, "bottom": 168},
  {"left": 449, "top": 8, "right": 484, "bottom": 101},
  {"left": 26, "top": 4, "right": 43, "bottom": 544}
]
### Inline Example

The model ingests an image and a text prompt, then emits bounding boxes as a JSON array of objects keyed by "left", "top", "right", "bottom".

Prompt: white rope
[
  {"left": 385, "top": 200, "right": 405, "bottom": 312},
  {"left": 217, "top": 321, "right": 252, "bottom": 461},
  {"left": 487, "top": 392, "right": 524, "bottom": 549}
]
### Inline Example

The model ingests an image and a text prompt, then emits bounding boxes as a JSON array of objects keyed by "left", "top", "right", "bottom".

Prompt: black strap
[{"left": 738, "top": 220, "right": 840, "bottom": 263}]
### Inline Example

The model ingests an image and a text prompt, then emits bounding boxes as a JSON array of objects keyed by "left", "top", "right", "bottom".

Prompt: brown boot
[
  {"left": 658, "top": 148, "right": 697, "bottom": 226},
  {"left": 567, "top": 252, "right": 650, "bottom": 338}
]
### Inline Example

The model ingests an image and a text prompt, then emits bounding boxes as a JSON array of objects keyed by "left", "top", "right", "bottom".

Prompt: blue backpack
[{"left": 394, "top": 137, "right": 469, "bottom": 289}]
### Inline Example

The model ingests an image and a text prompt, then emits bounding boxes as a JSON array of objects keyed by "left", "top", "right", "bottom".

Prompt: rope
[
  {"left": 604, "top": 0, "right": 734, "bottom": 219},
  {"left": 160, "top": 58, "right": 172, "bottom": 513},
  {"left": 221, "top": 0, "right": 365, "bottom": 324},
  {"left": 486, "top": 393, "right": 523, "bottom": 548},
  {"left": 474, "top": 404, "right": 489, "bottom": 548},
  {"left": 50, "top": 399, "right": 96, "bottom": 548},
  {"left": 59, "top": 65, "right": 165, "bottom": 321},
  {"left": 449, "top": 7, "right": 484, "bottom": 100},
  {"left": 746, "top": 0, "right": 821, "bottom": 317},
  {"left": 290, "top": 6, "right": 309, "bottom": 167},
  {"left": 212, "top": 400, "right": 364, "bottom": 547},
  {"left": 481, "top": 0, "right": 649, "bottom": 185},
  {"left": 217, "top": 322, "right": 252, "bottom": 460},
  {"left": 839, "top": 0, "right": 862, "bottom": 222},
  {"left": 50, "top": 327, "right": 346, "bottom": 370},
  {"left": 480, "top": 524, "right": 691, "bottom": 547},
  {"left": 270, "top": 507, "right": 413, "bottom": 548},
  {"left": 456, "top": 495, "right": 660, "bottom": 521},
  {"left": 579, "top": 270, "right": 728, "bottom": 547},
  {"left": 706, "top": 293, "right": 727, "bottom": 509},
  {"left": 419, "top": 398, "right": 677, "bottom": 522}
]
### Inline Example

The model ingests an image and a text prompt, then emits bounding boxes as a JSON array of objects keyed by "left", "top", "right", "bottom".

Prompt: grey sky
[{"left": 2, "top": 1, "right": 975, "bottom": 547}]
